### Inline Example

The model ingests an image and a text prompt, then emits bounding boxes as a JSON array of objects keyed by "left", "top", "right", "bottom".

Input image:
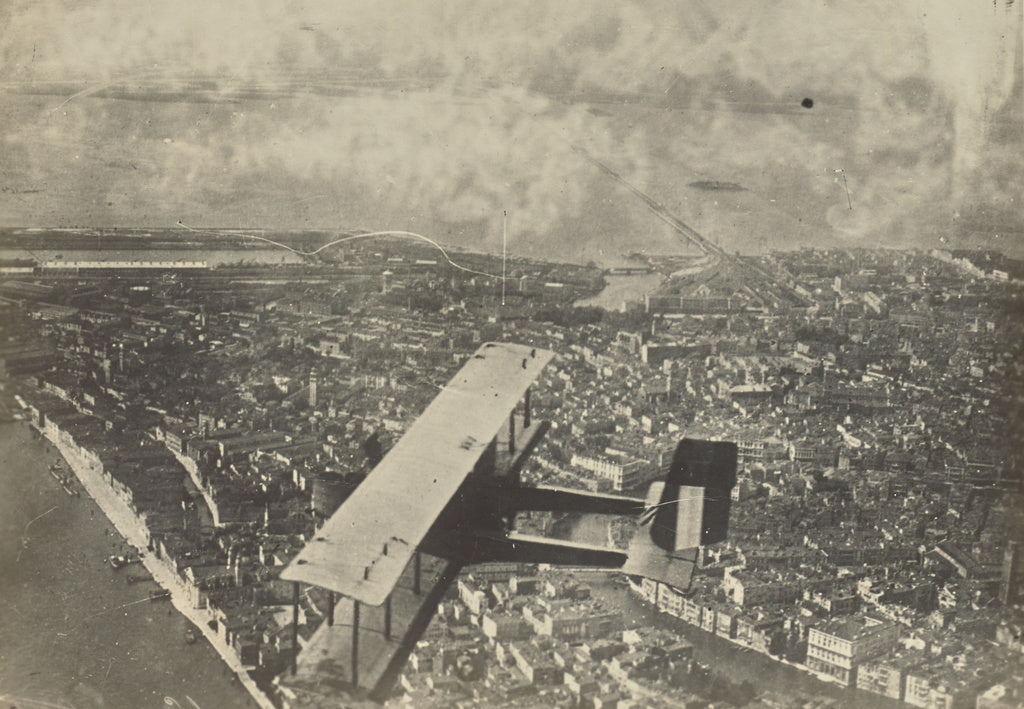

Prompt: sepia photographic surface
[{"left": 0, "top": 3, "right": 1022, "bottom": 708}]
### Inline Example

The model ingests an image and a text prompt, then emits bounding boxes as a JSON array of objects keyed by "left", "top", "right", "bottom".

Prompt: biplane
[{"left": 279, "top": 342, "right": 736, "bottom": 700}]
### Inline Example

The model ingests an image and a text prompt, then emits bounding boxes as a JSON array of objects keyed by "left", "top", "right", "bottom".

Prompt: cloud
[
  {"left": 252, "top": 89, "right": 629, "bottom": 247},
  {"left": 0, "top": 0, "right": 1020, "bottom": 259},
  {"left": 919, "top": 0, "right": 1021, "bottom": 192}
]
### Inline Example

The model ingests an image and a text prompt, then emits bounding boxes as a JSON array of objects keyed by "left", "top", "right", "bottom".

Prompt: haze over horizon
[{"left": 1, "top": 1, "right": 1021, "bottom": 265}]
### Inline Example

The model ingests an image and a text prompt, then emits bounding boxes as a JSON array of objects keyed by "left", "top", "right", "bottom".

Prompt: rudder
[{"left": 622, "top": 438, "right": 738, "bottom": 590}]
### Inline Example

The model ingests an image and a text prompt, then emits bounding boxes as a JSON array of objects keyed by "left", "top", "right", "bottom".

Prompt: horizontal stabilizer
[{"left": 622, "top": 533, "right": 698, "bottom": 590}]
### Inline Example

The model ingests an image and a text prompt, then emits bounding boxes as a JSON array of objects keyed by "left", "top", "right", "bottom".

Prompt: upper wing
[{"left": 281, "top": 342, "right": 553, "bottom": 605}]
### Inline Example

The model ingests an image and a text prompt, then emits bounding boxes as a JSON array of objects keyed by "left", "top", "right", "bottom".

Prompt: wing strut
[
  {"left": 352, "top": 600, "right": 360, "bottom": 687},
  {"left": 291, "top": 582, "right": 299, "bottom": 676},
  {"left": 413, "top": 551, "right": 421, "bottom": 595}
]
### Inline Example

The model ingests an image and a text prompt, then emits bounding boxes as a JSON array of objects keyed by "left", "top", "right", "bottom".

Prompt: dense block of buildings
[{"left": 806, "top": 615, "right": 900, "bottom": 686}]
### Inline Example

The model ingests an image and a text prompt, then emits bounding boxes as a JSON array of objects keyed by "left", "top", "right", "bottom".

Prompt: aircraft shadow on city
[{"left": 280, "top": 342, "right": 737, "bottom": 701}]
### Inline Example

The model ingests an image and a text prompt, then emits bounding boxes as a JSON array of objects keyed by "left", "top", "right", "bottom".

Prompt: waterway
[
  {"left": 0, "top": 412, "right": 893, "bottom": 709},
  {"left": 0, "top": 420, "right": 255, "bottom": 709},
  {"left": 575, "top": 272, "right": 664, "bottom": 311},
  {"left": 563, "top": 515, "right": 899, "bottom": 708}
]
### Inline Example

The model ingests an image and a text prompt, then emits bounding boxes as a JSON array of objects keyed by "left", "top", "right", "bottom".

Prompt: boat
[
  {"left": 185, "top": 627, "right": 198, "bottom": 644},
  {"left": 49, "top": 465, "right": 79, "bottom": 495},
  {"left": 126, "top": 573, "right": 148, "bottom": 585},
  {"left": 109, "top": 555, "right": 128, "bottom": 569},
  {"left": 149, "top": 589, "right": 171, "bottom": 601}
]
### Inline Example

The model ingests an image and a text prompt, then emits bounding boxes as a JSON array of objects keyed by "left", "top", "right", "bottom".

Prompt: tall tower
[
  {"left": 309, "top": 371, "right": 318, "bottom": 409},
  {"left": 1001, "top": 540, "right": 1021, "bottom": 605}
]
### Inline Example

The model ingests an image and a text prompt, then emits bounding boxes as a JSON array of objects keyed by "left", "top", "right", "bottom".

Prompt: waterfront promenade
[
  {"left": 0, "top": 419, "right": 256, "bottom": 708},
  {"left": 38, "top": 421, "right": 277, "bottom": 709}
]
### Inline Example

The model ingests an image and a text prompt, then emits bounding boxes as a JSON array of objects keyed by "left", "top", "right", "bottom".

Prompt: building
[
  {"left": 903, "top": 660, "right": 987, "bottom": 709},
  {"left": 645, "top": 294, "right": 735, "bottom": 315},
  {"left": 0, "top": 258, "right": 36, "bottom": 273},
  {"left": 715, "top": 607, "right": 738, "bottom": 640},
  {"left": 856, "top": 651, "right": 927, "bottom": 701},
  {"left": 509, "top": 643, "right": 561, "bottom": 685},
  {"left": 0, "top": 348, "right": 55, "bottom": 376},
  {"left": 812, "top": 589, "right": 861, "bottom": 617},
  {"left": 805, "top": 615, "right": 899, "bottom": 686},
  {"left": 656, "top": 583, "right": 684, "bottom": 618},
  {"left": 735, "top": 612, "right": 785, "bottom": 654},
  {"left": 458, "top": 578, "right": 490, "bottom": 616},
  {"left": 722, "top": 568, "right": 801, "bottom": 607},
  {"left": 736, "top": 438, "right": 766, "bottom": 465},
  {"left": 481, "top": 612, "right": 531, "bottom": 642},
  {"left": 977, "top": 675, "right": 1024, "bottom": 709},
  {"left": 570, "top": 452, "right": 650, "bottom": 492}
]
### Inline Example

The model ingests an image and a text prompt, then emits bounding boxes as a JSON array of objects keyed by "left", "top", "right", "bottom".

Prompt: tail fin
[{"left": 623, "top": 439, "right": 738, "bottom": 590}]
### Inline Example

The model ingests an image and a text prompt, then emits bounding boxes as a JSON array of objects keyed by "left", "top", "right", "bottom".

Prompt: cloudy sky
[{"left": 0, "top": 0, "right": 1020, "bottom": 263}]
